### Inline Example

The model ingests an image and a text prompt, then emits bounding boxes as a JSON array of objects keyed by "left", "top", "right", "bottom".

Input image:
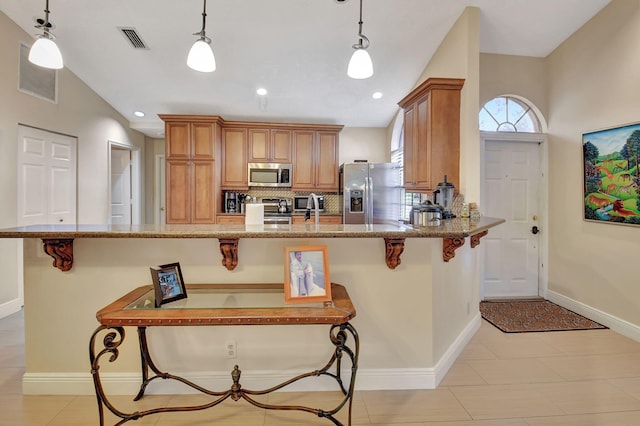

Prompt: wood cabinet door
[
  {"left": 403, "top": 106, "right": 416, "bottom": 188},
  {"left": 248, "top": 129, "right": 269, "bottom": 162},
  {"left": 166, "top": 160, "right": 191, "bottom": 223},
  {"left": 315, "top": 132, "right": 339, "bottom": 191},
  {"left": 414, "top": 95, "right": 431, "bottom": 189},
  {"left": 292, "top": 131, "right": 315, "bottom": 190},
  {"left": 271, "top": 129, "right": 292, "bottom": 163},
  {"left": 166, "top": 122, "right": 190, "bottom": 159},
  {"left": 192, "top": 123, "right": 215, "bottom": 160},
  {"left": 292, "top": 215, "right": 342, "bottom": 224},
  {"left": 221, "top": 128, "right": 248, "bottom": 189},
  {"left": 429, "top": 88, "right": 460, "bottom": 191},
  {"left": 216, "top": 215, "right": 245, "bottom": 224},
  {"left": 191, "top": 160, "right": 216, "bottom": 223},
  {"left": 320, "top": 215, "right": 342, "bottom": 224}
]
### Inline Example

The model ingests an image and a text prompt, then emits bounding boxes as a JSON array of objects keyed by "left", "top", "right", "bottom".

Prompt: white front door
[
  {"left": 481, "top": 137, "right": 542, "bottom": 298},
  {"left": 110, "top": 148, "right": 132, "bottom": 225},
  {"left": 17, "top": 125, "right": 77, "bottom": 225}
]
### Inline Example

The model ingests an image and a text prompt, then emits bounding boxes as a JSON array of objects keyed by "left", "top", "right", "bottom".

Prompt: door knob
[{"left": 531, "top": 226, "right": 539, "bottom": 235}]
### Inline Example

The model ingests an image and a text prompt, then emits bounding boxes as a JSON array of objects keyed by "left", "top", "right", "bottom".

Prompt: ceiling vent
[{"left": 118, "top": 27, "right": 149, "bottom": 49}]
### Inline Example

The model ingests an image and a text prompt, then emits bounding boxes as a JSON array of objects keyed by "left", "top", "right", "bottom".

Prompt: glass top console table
[{"left": 89, "top": 283, "right": 359, "bottom": 426}]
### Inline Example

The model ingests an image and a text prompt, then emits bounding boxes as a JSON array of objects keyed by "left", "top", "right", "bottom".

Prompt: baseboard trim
[
  {"left": 23, "top": 314, "right": 482, "bottom": 395},
  {"left": 547, "top": 290, "right": 640, "bottom": 341},
  {"left": 433, "top": 312, "right": 482, "bottom": 387},
  {"left": 0, "top": 298, "right": 22, "bottom": 319}
]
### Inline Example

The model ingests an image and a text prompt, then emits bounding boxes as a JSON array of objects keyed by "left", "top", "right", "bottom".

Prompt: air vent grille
[{"left": 118, "top": 27, "right": 149, "bottom": 49}]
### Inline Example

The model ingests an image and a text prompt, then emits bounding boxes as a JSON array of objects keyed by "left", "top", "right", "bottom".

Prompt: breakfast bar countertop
[{"left": 0, "top": 216, "right": 504, "bottom": 239}]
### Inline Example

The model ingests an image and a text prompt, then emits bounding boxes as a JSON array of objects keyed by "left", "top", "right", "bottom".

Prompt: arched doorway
[{"left": 479, "top": 96, "right": 548, "bottom": 299}]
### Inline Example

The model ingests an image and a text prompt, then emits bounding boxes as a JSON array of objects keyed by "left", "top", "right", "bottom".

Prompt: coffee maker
[
  {"left": 433, "top": 175, "right": 456, "bottom": 219},
  {"left": 224, "top": 191, "right": 238, "bottom": 213}
]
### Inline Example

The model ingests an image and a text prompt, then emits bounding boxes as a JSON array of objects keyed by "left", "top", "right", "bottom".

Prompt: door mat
[{"left": 480, "top": 299, "right": 607, "bottom": 333}]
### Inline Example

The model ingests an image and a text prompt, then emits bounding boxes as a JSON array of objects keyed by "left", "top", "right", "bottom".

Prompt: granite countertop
[{"left": 0, "top": 217, "right": 504, "bottom": 239}]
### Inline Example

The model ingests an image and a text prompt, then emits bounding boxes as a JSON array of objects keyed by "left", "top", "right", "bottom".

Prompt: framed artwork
[
  {"left": 284, "top": 246, "right": 331, "bottom": 304},
  {"left": 583, "top": 122, "right": 640, "bottom": 226},
  {"left": 150, "top": 262, "right": 187, "bottom": 307}
]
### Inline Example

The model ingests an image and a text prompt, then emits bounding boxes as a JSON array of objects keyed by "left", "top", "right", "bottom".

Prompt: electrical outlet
[{"left": 225, "top": 340, "right": 237, "bottom": 358}]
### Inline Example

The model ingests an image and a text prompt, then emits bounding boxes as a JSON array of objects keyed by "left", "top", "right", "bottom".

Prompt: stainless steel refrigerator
[{"left": 341, "top": 162, "right": 402, "bottom": 225}]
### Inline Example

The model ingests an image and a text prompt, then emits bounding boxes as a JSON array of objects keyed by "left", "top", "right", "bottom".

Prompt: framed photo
[
  {"left": 150, "top": 262, "right": 187, "bottom": 307},
  {"left": 284, "top": 246, "right": 331, "bottom": 304},
  {"left": 583, "top": 122, "right": 640, "bottom": 226}
]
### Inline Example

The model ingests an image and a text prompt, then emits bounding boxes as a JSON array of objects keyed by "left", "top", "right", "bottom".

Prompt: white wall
[
  {"left": 545, "top": 0, "right": 640, "bottom": 326},
  {"left": 21, "top": 235, "right": 481, "bottom": 394},
  {"left": 0, "top": 11, "right": 145, "bottom": 313},
  {"left": 413, "top": 7, "right": 481, "bottom": 203},
  {"left": 339, "top": 127, "right": 389, "bottom": 164}
]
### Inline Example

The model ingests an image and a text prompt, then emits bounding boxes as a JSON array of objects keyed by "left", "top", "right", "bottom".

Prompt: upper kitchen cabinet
[
  {"left": 160, "top": 115, "right": 222, "bottom": 224},
  {"left": 221, "top": 127, "right": 249, "bottom": 190},
  {"left": 398, "top": 78, "right": 464, "bottom": 192},
  {"left": 292, "top": 127, "right": 342, "bottom": 192},
  {"left": 248, "top": 128, "right": 292, "bottom": 163}
]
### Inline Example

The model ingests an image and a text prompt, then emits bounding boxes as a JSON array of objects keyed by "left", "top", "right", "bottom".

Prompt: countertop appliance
[
  {"left": 341, "top": 162, "right": 402, "bottom": 225},
  {"left": 293, "top": 195, "right": 325, "bottom": 213},
  {"left": 433, "top": 175, "right": 456, "bottom": 219},
  {"left": 410, "top": 201, "right": 443, "bottom": 226},
  {"left": 248, "top": 163, "right": 292, "bottom": 187},
  {"left": 224, "top": 191, "right": 239, "bottom": 213},
  {"left": 259, "top": 197, "right": 292, "bottom": 225}
]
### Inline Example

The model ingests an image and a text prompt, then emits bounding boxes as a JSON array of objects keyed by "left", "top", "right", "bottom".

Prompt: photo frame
[
  {"left": 150, "top": 262, "right": 187, "bottom": 307},
  {"left": 284, "top": 245, "right": 331, "bottom": 304},
  {"left": 583, "top": 122, "right": 640, "bottom": 226}
]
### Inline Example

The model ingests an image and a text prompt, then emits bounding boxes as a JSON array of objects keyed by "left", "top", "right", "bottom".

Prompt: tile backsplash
[
  {"left": 240, "top": 188, "right": 342, "bottom": 214},
  {"left": 237, "top": 188, "right": 472, "bottom": 218}
]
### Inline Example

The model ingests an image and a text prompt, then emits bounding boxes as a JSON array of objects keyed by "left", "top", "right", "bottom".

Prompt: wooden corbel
[
  {"left": 218, "top": 238, "right": 239, "bottom": 271},
  {"left": 384, "top": 237, "right": 405, "bottom": 269},
  {"left": 443, "top": 237, "right": 465, "bottom": 262},
  {"left": 470, "top": 230, "right": 489, "bottom": 248},
  {"left": 42, "top": 238, "right": 74, "bottom": 271}
]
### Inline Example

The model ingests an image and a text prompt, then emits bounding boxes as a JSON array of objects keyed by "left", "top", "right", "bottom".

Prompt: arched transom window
[{"left": 479, "top": 96, "right": 541, "bottom": 133}]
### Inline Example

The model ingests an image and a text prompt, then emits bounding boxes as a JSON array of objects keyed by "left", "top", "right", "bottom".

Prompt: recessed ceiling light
[
  {"left": 134, "top": 111, "right": 145, "bottom": 117},
  {"left": 256, "top": 88, "right": 267, "bottom": 96},
  {"left": 372, "top": 92, "right": 383, "bottom": 99}
]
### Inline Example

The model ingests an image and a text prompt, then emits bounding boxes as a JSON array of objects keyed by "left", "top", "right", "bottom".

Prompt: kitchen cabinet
[
  {"left": 292, "top": 130, "right": 339, "bottom": 192},
  {"left": 161, "top": 116, "right": 221, "bottom": 224},
  {"left": 292, "top": 214, "right": 343, "bottom": 224},
  {"left": 216, "top": 215, "right": 245, "bottom": 224},
  {"left": 221, "top": 127, "right": 248, "bottom": 190},
  {"left": 248, "top": 129, "right": 291, "bottom": 163},
  {"left": 398, "top": 78, "right": 464, "bottom": 192}
]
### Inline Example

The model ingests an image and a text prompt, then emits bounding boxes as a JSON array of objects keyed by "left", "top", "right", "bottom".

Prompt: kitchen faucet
[{"left": 304, "top": 193, "right": 320, "bottom": 225}]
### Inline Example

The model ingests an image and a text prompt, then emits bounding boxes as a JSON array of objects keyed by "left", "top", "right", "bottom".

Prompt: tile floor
[{"left": 3, "top": 310, "right": 640, "bottom": 425}]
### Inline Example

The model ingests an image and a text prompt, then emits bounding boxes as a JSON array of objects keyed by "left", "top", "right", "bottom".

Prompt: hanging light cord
[
  {"left": 35, "top": 0, "right": 54, "bottom": 39},
  {"left": 353, "top": 0, "right": 369, "bottom": 50},
  {"left": 194, "top": 0, "right": 211, "bottom": 43}
]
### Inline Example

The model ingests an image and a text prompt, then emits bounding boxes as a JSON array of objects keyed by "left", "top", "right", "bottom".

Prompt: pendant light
[
  {"left": 29, "top": 0, "right": 63, "bottom": 69},
  {"left": 347, "top": 0, "right": 373, "bottom": 79},
  {"left": 187, "top": 0, "right": 216, "bottom": 72}
]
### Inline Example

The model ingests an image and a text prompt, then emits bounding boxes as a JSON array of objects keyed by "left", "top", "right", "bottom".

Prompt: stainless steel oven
[
  {"left": 260, "top": 197, "right": 292, "bottom": 225},
  {"left": 263, "top": 216, "right": 292, "bottom": 225}
]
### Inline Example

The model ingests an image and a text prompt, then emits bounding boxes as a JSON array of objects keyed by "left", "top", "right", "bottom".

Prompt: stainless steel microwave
[
  {"left": 294, "top": 195, "right": 325, "bottom": 213},
  {"left": 248, "top": 163, "right": 292, "bottom": 187}
]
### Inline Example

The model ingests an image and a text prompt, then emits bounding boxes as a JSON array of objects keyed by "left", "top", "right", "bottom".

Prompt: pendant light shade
[
  {"left": 29, "top": 0, "right": 63, "bottom": 69},
  {"left": 347, "top": 0, "right": 373, "bottom": 79},
  {"left": 188, "top": 0, "right": 216, "bottom": 72},
  {"left": 187, "top": 39, "right": 216, "bottom": 72},
  {"left": 347, "top": 47, "right": 373, "bottom": 79},
  {"left": 29, "top": 36, "right": 63, "bottom": 69}
]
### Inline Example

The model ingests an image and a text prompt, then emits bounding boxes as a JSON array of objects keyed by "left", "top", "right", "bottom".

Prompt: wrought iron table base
[{"left": 89, "top": 323, "right": 359, "bottom": 425}]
